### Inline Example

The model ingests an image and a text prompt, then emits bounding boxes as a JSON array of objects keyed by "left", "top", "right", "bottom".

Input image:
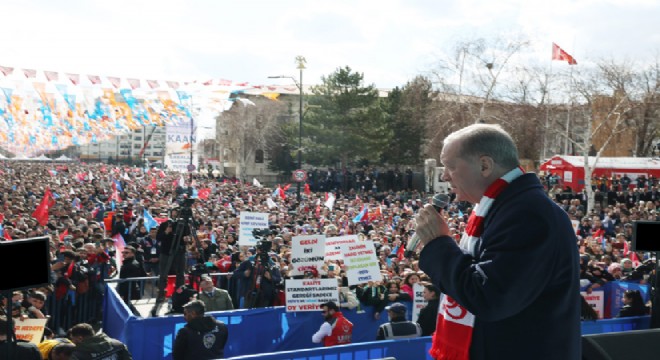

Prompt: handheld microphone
[
  {"left": 431, "top": 193, "right": 450, "bottom": 213},
  {"left": 406, "top": 193, "right": 450, "bottom": 254}
]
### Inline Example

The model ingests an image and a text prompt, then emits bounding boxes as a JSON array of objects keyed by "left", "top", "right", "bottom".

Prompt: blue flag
[
  {"left": 352, "top": 205, "right": 368, "bottom": 223},
  {"left": 113, "top": 180, "right": 123, "bottom": 192},
  {"left": 143, "top": 209, "right": 158, "bottom": 232}
]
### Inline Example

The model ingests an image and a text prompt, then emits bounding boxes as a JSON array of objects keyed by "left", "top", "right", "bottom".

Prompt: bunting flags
[{"left": 552, "top": 43, "right": 577, "bottom": 65}]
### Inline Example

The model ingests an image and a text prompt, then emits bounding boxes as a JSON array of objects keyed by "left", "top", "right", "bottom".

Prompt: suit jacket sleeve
[{"left": 419, "top": 187, "right": 575, "bottom": 322}]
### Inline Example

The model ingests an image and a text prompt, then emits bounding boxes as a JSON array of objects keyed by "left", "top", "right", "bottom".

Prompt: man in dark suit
[{"left": 118, "top": 246, "right": 146, "bottom": 315}]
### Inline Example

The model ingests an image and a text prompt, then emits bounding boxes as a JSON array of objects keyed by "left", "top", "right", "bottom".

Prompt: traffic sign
[
  {"left": 187, "top": 164, "right": 196, "bottom": 172},
  {"left": 292, "top": 169, "right": 307, "bottom": 182}
]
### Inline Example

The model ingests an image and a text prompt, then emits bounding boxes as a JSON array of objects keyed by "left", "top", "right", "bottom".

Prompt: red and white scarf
[{"left": 430, "top": 166, "right": 524, "bottom": 360}]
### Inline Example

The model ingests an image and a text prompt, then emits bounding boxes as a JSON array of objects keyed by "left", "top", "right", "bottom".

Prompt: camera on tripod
[{"left": 251, "top": 229, "right": 274, "bottom": 265}]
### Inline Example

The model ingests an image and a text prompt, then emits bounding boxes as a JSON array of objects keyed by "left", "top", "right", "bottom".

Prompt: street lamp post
[{"left": 269, "top": 55, "right": 306, "bottom": 202}]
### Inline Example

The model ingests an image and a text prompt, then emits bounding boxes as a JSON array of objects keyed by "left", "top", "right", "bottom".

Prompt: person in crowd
[
  {"left": 137, "top": 227, "right": 160, "bottom": 276},
  {"left": 153, "top": 207, "right": 189, "bottom": 313},
  {"left": 336, "top": 277, "right": 359, "bottom": 310},
  {"left": 416, "top": 283, "right": 440, "bottom": 336},
  {"left": 37, "top": 338, "right": 76, "bottom": 360},
  {"left": 400, "top": 272, "right": 421, "bottom": 298},
  {"left": 197, "top": 276, "right": 234, "bottom": 312},
  {"left": 68, "top": 323, "right": 132, "bottom": 360},
  {"left": 25, "top": 290, "right": 48, "bottom": 319},
  {"left": 311, "top": 301, "right": 353, "bottom": 346},
  {"left": 117, "top": 246, "right": 146, "bottom": 316},
  {"left": 357, "top": 280, "right": 388, "bottom": 320},
  {"left": 414, "top": 124, "right": 580, "bottom": 359},
  {"left": 0, "top": 315, "right": 42, "bottom": 360},
  {"left": 376, "top": 302, "right": 422, "bottom": 340},
  {"left": 173, "top": 300, "right": 228, "bottom": 360},
  {"left": 617, "top": 290, "right": 650, "bottom": 317}
]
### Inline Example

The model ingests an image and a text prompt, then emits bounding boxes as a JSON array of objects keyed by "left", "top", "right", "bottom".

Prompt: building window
[{"left": 255, "top": 149, "right": 264, "bottom": 163}]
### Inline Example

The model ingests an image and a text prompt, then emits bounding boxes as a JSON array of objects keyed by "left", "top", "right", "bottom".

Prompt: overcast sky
[{"left": 2, "top": 0, "right": 659, "bottom": 89}]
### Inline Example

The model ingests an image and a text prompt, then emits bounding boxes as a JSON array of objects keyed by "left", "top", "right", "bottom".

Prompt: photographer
[
  {"left": 155, "top": 207, "right": 190, "bottom": 302},
  {"left": 236, "top": 234, "right": 282, "bottom": 308}
]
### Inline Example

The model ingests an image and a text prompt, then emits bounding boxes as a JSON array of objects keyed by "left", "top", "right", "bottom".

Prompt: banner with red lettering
[
  {"left": 324, "top": 235, "right": 358, "bottom": 260},
  {"left": 341, "top": 240, "right": 382, "bottom": 286},
  {"left": 285, "top": 278, "right": 339, "bottom": 312},
  {"left": 14, "top": 318, "right": 48, "bottom": 344},
  {"left": 290, "top": 235, "right": 326, "bottom": 276},
  {"left": 581, "top": 290, "right": 605, "bottom": 319}
]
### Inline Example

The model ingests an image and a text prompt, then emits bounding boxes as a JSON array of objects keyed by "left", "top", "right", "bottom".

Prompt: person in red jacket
[{"left": 311, "top": 301, "right": 353, "bottom": 346}]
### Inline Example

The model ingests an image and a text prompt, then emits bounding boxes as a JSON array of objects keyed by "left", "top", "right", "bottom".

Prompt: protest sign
[
  {"left": 285, "top": 278, "right": 339, "bottom": 312},
  {"left": 341, "top": 240, "right": 382, "bottom": 286},
  {"left": 290, "top": 235, "right": 326, "bottom": 276},
  {"left": 238, "top": 212, "right": 269, "bottom": 246},
  {"left": 581, "top": 290, "right": 605, "bottom": 319},
  {"left": 412, "top": 283, "right": 427, "bottom": 322},
  {"left": 14, "top": 318, "right": 48, "bottom": 344},
  {"left": 325, "top": 235, "right": 358, "bottom": 260}
]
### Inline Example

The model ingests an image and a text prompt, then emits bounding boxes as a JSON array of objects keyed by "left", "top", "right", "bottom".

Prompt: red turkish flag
[
  {"left": 198, "top": 188, "right": 211, "bottom": 200},
  {"left": 552, "top": 43, "right": 577, "bottom": 65},
  {"left": 32, "top": 188, "right": 55, "bottom": 226}
]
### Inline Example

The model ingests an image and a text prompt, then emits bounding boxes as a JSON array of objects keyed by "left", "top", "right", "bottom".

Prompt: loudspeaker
[{"left": 582, "top": 328, "right": 660, "bottom": 360}]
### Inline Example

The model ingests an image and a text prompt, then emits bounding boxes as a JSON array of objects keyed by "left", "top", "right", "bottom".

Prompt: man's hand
[{"left": 415, "top": 204, "right": 450, "bottom": 247}]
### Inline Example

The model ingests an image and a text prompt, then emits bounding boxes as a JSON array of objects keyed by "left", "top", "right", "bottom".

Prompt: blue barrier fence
[{"left": 102, "top": 284, "right": 653, "bottom": 360}]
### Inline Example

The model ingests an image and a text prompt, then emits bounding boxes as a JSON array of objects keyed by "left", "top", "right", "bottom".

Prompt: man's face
[
  {"left": 321, "top": 306, "right": 334, "bottom": 321},
  {"left": 440, "top": 141, "right": 485, "bottom": 204},
  {"left": 201, "top": 280, "right": 213, "bottom": 292},
  {"left": 29, "top": 297, "right": 45, "bottom": 309}
]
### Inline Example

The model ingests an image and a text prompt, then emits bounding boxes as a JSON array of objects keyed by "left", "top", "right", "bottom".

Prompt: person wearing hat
[
  {"left": 311, "top": 301, "right": 353, "bottom": 347},
  {"left": 173, "top": 300, "right": 228, "bottom": 360},
  {"left": 197, "top": 276, "right": 233, "bottom": 312},
  {"left": 376, "top": 302, "right": 421, "bottom": 340}
]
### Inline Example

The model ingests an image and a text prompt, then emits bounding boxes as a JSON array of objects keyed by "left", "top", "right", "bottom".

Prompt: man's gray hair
[{"left": 444, "top": 124, "right": 519, "bottom": 169}]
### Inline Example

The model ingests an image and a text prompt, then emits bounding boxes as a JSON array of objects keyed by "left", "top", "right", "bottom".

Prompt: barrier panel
[
  {"left": 228, "top": 337, "right": 434, "bottom": 360},
  {"left": 102, "top": 284, "right": 652, "bottom": 360}
]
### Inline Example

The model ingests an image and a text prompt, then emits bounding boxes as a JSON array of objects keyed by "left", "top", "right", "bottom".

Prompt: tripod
[{"left": 150, "top": 202, "right": 202, "bottom": 317}]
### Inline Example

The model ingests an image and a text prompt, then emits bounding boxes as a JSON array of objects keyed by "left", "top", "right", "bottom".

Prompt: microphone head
[{"left": 432, "top": 193, "right": 450, "bottom": 212}]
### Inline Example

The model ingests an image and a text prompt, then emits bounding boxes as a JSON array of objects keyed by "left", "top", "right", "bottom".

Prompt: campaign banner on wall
[
  {"left": 165, "top": 118, "right": 199, "bottom": 172},
  {"left": 238, "top": 212, "right": 269, "bottom": 247},
  {"left": 412, "top": 283, "right": 427, "bottom": 323},
  {"left": 285, "top": 278, "right": 339, "bottom": 312},
  {"left": 325, "top": 235, "right": 358, "bottom": 260},
  {"left": 290, "top": 235, "right": 326, "bottom": 276},
  {"left": 14, "top": 318, "right": 48, "bottom": 344},
  {"left": 581, "top": 290, "right": 605, "bottom": 319},
  {"left": 341, "top": 240, "right": 382, "bottom": 286}
]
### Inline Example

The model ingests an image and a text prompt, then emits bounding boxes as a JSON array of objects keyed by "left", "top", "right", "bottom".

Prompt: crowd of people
[{"left": 0, "top": 133, "right": 656, "bottom": 358}]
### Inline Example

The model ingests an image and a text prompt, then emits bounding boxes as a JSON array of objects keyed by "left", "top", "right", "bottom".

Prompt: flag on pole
[
  {"left": 266, "top": 197, "right": 278, "bottom": 209},
  {"left": 143, "top": 209, "right": 159, "bottom": 232},
  {"left": 32, "top": 188, "right": 55, "bottom": 226},
  {"left": 352, "top": 205, "right": 368, "bottom": 223},
  {"left": 552, "top": 43, "right": 577, "bottom": 65},
  {"left": 112, "top": 233, "right": 127, "bottom": 269},
  {"left": 253, "top": 178, "right": 262, "bottom": 188},
  {"left": 324, "top": 192, "right": 336, "bottom": 210},
  {"left": 304, "top": 183, "right": 311, "bottom": 196}
]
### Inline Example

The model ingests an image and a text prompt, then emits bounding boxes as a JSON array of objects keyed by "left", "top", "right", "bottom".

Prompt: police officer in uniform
[
  {"left": 376, "top": 302, "right": 422, "bottom": 340},
  {"left": 173, "top": 300, "right": 228, "bottom": 360}
]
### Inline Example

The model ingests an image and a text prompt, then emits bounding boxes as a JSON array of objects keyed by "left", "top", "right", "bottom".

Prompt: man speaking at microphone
[{"left": 414, "top": 124, "right": 580, "bottom": 360}]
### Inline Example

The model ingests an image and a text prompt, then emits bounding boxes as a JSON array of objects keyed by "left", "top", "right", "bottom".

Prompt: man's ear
[{"left": 479, "top": 156, "right": 494, "bottom": 176}]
